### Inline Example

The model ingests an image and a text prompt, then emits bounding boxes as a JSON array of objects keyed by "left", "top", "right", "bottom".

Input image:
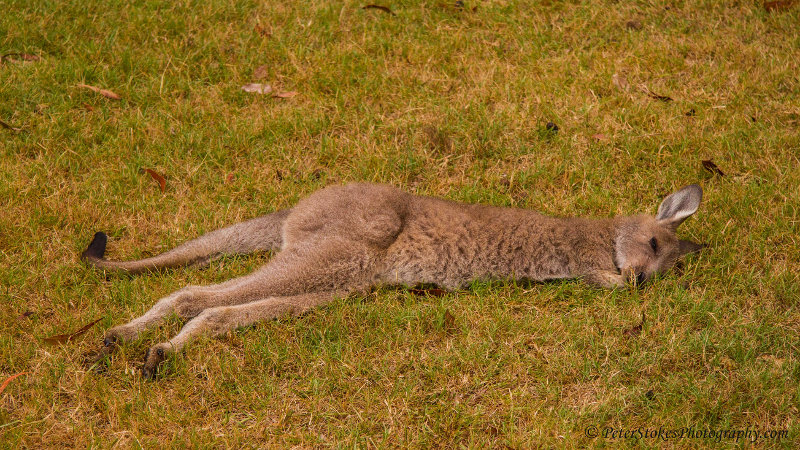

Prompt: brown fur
[{"left": 82, "top": 183, "right": 703, "bottom": 377}]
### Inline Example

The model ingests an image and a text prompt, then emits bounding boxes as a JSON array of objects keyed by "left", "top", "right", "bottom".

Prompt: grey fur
[{"left": 83, "top": 183, "right": 703, "bottom": 377}]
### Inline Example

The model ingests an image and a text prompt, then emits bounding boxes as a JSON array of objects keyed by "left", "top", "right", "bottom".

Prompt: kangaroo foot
[{"left": 142, "top": 343, "right": 171, "bottom": 379}]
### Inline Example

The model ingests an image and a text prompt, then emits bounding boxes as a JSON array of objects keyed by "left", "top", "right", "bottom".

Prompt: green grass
[{"left": 2, "top": 0, "right": 799, "bottom": 447}]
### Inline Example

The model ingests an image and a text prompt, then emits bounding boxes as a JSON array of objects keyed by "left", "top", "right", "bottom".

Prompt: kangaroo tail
[{"left": 81, "top": 209, "right": 291, "bottom": 274}]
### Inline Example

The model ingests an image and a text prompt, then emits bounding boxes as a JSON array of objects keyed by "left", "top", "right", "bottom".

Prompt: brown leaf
[
  {"left": 253, "top": 65, "right": 269, "bottom": 79},
  {"left": 362, "top": 4, "right": 395, "bottom": 15},
  {"left": 423, "top": 126, "right": 453, "bottom": 153},
  {"left": 409, "top": 287, "right": 448, "bottom": 297},
  {"left": 0, "top": 119, "right": 22, "bottom": 132},
  {"left": 140, "top": 168, "right": 167, "bottom": 192},
  {"left": 640, "top": 85, "right": 673, "bottom": 102},
  {"left": 254, "top": 23, "right": 272, "bottom": 37},
  {"left": 591, "top": 133, "right": 608, "bottom": 141},
  {"left": 623, "top": 311, "right": 645, "bottom": 338},
  {"left": 310, "top": 168, "right": 324, "bottom": 180},
  {"left": 612, "top": 73, "right": 629, "bottom": 92},
  {"left": 272, "top": 91, "right": 299, "bottom": 98},
  {"left": 225, "top": 173, "right": 235, "bottom": 184},
  {"left": 241, "top": 83, "right": 272, "bottom": 94},
  {"left": 764, "top": 0, "right": 795, "bottom": 11},
  {"left": 43, "top": 318, "right": 102, "bottom": 345},
  {"left": 82, "top": 103, "right": 95, "bottom": 112},
  {"left": 625, "top": 20, "right": 643, "bottom": 30},
  {"left": 701, "top": 159, "right": 725, "bottom": 177},
  {"left": 20, "top": 311, "right": 34, "bottom": 319},
  {"left": 275, "top": 170, "right": 284, "bottom": 181},
  {"left": 438, "top": 0, "right": 466, "bottom": 10},
  {"left": 1, "top": 53, "right": 40, "bottom": 63},
  {"left": 443, "top": 309, "right": 457, "bottom": 333},
  {"left": 0, "top": 372, "right": 28, "bottom": 395},
  {"left": 75, "top": 84, "right": 122, "bottom": 100}
]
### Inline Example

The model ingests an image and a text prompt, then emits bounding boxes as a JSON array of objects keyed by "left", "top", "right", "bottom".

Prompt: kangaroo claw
[{"left": 142, "top": 344, "right": 168, "bottom": 379}]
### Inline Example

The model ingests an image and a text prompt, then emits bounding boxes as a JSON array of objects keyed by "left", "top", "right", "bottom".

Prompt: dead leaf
[
  {"left": 764, "top": 0, "right": 795, "bottom": 12},
  {"left": 612, "top": 73, "right": 629, "bottom": 92},
  {"left": 625, "top": 20, "right": 643, "bottom": 30},
  {"left": 272, "top": 91, "right": 298, "bottom": 98},
  {"left": 1, "top": 53, "right": 40, "bottom": 63},
  {"left": 20, "top": 311, "right": 34, "bottom": 319},
  {"left": 43, "top": 318, "right": 102, "bottom": 345},
  {"left": 0, "top": 119, "right": 22, "bottom": 132},
  {"left": 623, "top": 311, "right": 645, "bottom": 338},
  {"left": 242, "top": 83, "right": 272, "bottom": 94},
  {"left": 701, "top": 159, "right": 725, "bottom": 177},
  {"left": 757, "top": 354, "right": 785, "bottom": 367},
  {"left": 253, "top": 65, "right": 269, "bottom": 79},
  {"left": 438, "top": 0, "right": 465, "bottom": 10},
  {"left": 225, "top": 173, "right": 235, "bottom": 183},
  {"left": 591, "top": 134, "right": 607, "bottom": 141},
  {"left": 82, "top": 103, "right": 95, "bottom": 112},
  {"left": 423, "top": 126, "right": 453, "bottom": 153},
  {"left": 76, "top": 84, "right": 122, "bottom": 100},
  {"left": 140, "top": 168, "right": 167, "bottom": 192},
  {"left": 275, "top": 170, "right": 284, "bottom": 181},
  {"left": 443, "top": 309, "right": 457, "bottom": 333},
  {"left": 362, "top": 4, "right": 395, "bottom": 15},
  {"left": 639, "top": 85, "right": 673, "bottom": 102},
  {"left": 409, "top": 287, "right": 448, "bottom": 297},
  {"left": 0, "top": 372, "right": 28, "bottom": 395},
  {"left": 254, "top": 22, "right": 272, "bottom": 37}
]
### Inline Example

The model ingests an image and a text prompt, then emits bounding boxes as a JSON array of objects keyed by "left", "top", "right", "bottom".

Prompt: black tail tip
[{"left": 81, "top": 232, "right": 108, "bottom": 261}]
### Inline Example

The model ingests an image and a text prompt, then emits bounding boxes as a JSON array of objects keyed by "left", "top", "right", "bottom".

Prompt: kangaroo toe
[
  {"left": 104, "top": 325, "right": 137, "bottom": 345},
  {"left": 142, "top": 343, "right": 170, "bottom": 379}
]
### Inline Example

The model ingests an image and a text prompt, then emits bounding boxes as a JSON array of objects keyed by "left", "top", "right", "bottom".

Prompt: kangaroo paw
[
  {"left": 81, "top": 231, "right": 108, "bottom": 261},
  {"left": 142, "top": 343, "right": 170, "bottom": 379},
  {"left": 585, "top": 270, "right": 627, "bottom": 289}
]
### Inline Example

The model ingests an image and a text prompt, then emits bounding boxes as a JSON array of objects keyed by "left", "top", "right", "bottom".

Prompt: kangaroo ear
[{"left": 656, "top": 185, "right": 702, "bottom": 230}]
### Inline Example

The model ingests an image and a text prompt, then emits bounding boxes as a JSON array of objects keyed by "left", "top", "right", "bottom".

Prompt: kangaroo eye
[{"left": 649, "top": 237, "right": 658, "bottom": 253}]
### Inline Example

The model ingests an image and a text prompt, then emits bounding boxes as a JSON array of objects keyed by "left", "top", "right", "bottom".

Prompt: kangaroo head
[{"left": 613, "top": 185, "right": 704, "bottom": 284}]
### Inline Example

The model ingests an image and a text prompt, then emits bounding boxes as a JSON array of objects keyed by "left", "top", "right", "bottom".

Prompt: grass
[{"left": 1, "top": 0, "right": 799, "bottom": 447}]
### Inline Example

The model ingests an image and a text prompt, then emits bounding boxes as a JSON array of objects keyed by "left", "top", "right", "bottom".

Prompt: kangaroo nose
[{"left": 636, "top": 272, "right": 646, "bottom": 285}]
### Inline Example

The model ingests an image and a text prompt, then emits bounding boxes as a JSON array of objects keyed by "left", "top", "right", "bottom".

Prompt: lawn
[{"left": 1, "top": 0, "right": 799, "bottom": 447}]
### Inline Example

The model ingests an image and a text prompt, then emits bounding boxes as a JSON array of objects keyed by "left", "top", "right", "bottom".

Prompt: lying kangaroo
[{"left": 82, "top": 183, "right": 703, "bottom": 377}]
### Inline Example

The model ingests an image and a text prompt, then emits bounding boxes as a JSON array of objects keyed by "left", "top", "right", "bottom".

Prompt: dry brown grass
[{"left": 1, "top": 0, "right": 799, "bottom": 447}]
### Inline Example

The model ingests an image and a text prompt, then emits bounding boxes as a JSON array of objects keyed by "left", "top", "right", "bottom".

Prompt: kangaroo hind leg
[
  {"left": 141, "top": 291, "right": 345, "bottom": 378},
  {"left": 101, "top": 239, "right": 377, "bottom": 376}
]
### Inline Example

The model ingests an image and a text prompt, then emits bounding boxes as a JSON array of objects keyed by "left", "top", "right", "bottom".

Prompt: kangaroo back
[{"left": 81, "top": 209, "right": 290, "bottom": 274}]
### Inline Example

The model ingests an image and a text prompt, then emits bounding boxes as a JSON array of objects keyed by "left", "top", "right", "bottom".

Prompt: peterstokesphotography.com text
[{"left": 585, "top": 425, "right": 788, "bottom": 443}]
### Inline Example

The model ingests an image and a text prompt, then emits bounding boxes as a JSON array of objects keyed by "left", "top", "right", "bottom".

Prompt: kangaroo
[{"left": 82, "top": 183, "right": 703, "bottom": 377}]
